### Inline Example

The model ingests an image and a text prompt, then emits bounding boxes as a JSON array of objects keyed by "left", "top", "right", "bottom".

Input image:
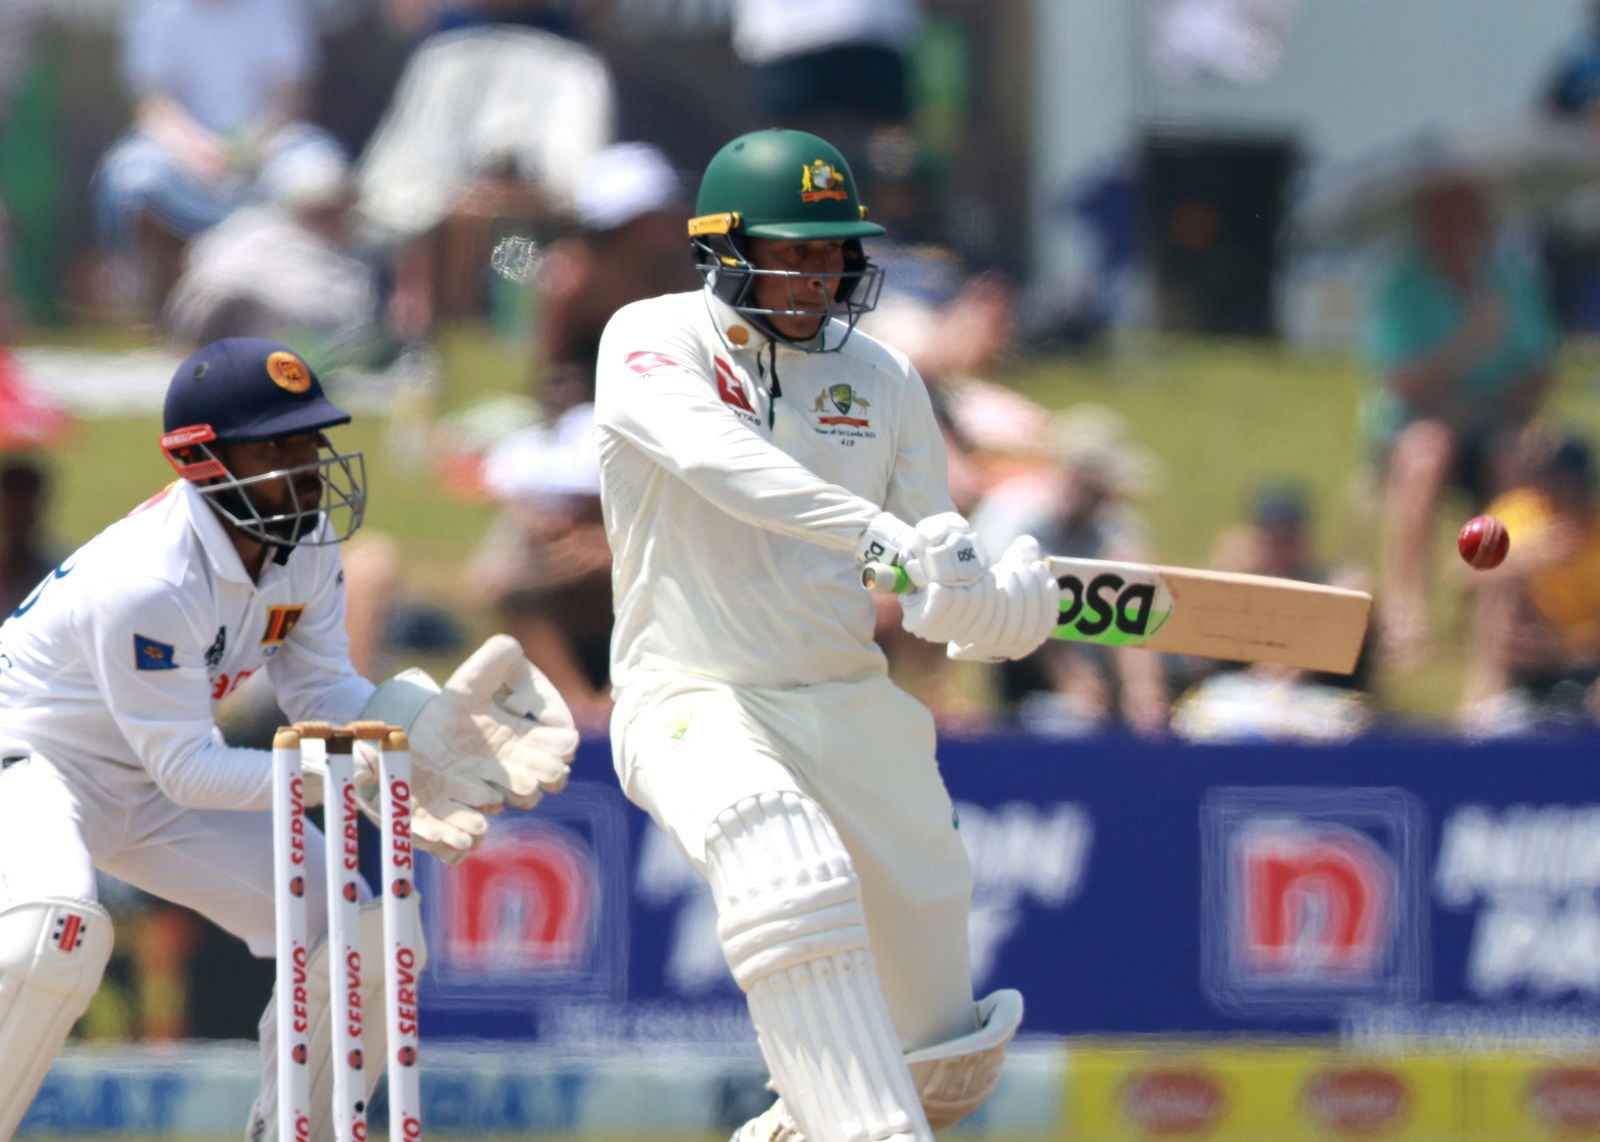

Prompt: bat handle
[{"left": 861, "top": 562, "right": 913, "bottom": 594}]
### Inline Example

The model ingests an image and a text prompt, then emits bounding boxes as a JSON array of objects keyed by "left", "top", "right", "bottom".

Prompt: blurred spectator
[
  {"left": 534, "top": 142, "right": 696, "bottom": 370},
  {"left": 163, "top": 137, "right": 382, "bottom": 363},
  {"left": 1169, "top": 481, "right": 1374, "bottom": 743},
  {"left": 92, "top": 0, "right": 339, "bottom": 319},
  {"left": 356, "top": 2, "right": 615, "bottom": 335},
  {"left": 0, "top": 0, "right": 46, "bottom": 120},
  {"left": 1459, "top": 427, "right": 1600, "bottom": 737},
  {"left": 970, "top": 405, "right": 1171, "bottom": 737},
  {"left": 730, "top": 0, "right": 921, "bottom": 163},
  {"left": 0, "top": 0, "right": 47, "bottom": 335},
  {"left": 1209, "top": 480, "right": 1324, "bottom": 582},
  {"left": 1361, "top": 175, "right": 1557, "bottom": 669},
  {"left": 0, "top": 457, "right": 55, "bottom": 615},
  {"left": 1148, "top": 0, "right": 1300, "bottom": 86},
  {"left": 858, "top": 176, "right": 1047, "bottom": 514},
  {"left": 1540, "top": 0, "right": 1600, "bottom": 128},
  {"left": 1536, "top": 1, "right": 1600, "bottom": 333},
  {"left": 858, "top": 211, "right": 1054, "bottom": 722},
  {"left": 465, "top": 363, "right": 612, "bottom": 730}
]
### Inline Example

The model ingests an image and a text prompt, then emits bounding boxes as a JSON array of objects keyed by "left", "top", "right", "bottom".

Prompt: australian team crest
[
  {"left": 813, "top": 384, "right": 871, "bottom": 427},
  {"left": 800, "top": 160, "right": 849, "bottom": 202}
]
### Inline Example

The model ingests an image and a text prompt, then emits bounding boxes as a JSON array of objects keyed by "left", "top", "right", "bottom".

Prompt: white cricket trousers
[
  {"left": 612, "top": 670, "right": 977, "bottom": 1052},
  {"left": 0, "top": 754, "right": 329, "bottom": 956}
]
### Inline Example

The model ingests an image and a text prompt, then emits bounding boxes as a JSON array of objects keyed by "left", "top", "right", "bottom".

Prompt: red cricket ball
[{"left": 1458, "top": 515, "right": 1510, "bottom": 570}]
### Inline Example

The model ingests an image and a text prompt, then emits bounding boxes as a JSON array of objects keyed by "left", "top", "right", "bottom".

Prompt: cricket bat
[{"left": 862, "top": 557, "right": 1372, "bottom": 675}]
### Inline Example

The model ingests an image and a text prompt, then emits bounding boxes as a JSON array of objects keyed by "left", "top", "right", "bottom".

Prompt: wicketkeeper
[
  {"left": 0, "top": 338, "right": 578, "bottom": 1141},
  {"left": 596, "top": 129, "right": 1061, "bottom": 1142}
]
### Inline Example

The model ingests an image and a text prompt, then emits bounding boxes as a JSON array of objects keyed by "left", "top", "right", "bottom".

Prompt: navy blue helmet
[{"left": 159, "top": 338, "right": 365, "bottom": 547}]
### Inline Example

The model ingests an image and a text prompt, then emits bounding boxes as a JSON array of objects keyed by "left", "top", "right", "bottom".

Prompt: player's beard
[{"left": 214, "top": 474, "right": 324, "bottom": 546}]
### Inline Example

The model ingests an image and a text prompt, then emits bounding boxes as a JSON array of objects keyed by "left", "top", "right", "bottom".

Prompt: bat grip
[{"left": 861, "top": 562, "right": 917, "bottom": 594}]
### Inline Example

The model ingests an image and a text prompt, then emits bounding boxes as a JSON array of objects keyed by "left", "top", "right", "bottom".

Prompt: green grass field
[{"left": 27, "top": 323, "right": 1600, "bottom": 723}]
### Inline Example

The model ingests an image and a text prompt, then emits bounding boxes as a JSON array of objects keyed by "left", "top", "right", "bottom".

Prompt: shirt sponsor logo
[
  {"left": 133, "top": 634, "right": 178, "bottom": 671},
  {"left": 800, "top": 160, "right": 849, "bottom": 203},
  {"left": 713, "top": 357, "right": 756, "bottom": 415},
  {"left": 625, "top": 351, "right": 679, "bottom": 375},
  {"left": 204, "top": 626, "right": 227, "bottom": 671},
  {"left": 261, "top": 605, "right": 306, "bottom": 645}
]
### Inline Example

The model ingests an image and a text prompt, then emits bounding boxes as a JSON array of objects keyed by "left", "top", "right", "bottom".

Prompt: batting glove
[
  {"left": 902, "top": 535, "right": 1059, "bottom": 661},
  {"left": 856, "top": 510, "right": 987, "bottom": 587}
]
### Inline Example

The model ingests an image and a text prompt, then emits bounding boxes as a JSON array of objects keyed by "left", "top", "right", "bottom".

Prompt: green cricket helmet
[{"left": 689, "top": 129, "right": 886, "bottom": 352}]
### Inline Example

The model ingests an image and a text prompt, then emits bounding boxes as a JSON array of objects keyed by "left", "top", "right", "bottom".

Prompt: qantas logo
[
  {"left": 625, "top": 351, "right": 679, "bottom": 375},
  {"left": 713, "top": 357, "right": 757, "bottom": 418}
]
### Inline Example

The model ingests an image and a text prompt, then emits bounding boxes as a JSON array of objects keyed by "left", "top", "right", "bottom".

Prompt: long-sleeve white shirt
[
  {"left": 0, "top": 479, "right": 372, "bottom": 810},
  {"left": 595, "top": 289, "right": 955, "bottom": 689}
]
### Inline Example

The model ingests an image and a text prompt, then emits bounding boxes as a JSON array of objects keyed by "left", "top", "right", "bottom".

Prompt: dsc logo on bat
[{"left": 1053, "top": 568, "right": 1174, "bottom": 646}]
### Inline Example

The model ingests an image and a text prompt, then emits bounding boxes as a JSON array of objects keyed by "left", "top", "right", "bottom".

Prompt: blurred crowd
[
  {"left": 4, "top": 1, "right": 1600, "bottom": 745},
  {"left": 11, "top": 0, "right": 1600, "bottom": 1042}
]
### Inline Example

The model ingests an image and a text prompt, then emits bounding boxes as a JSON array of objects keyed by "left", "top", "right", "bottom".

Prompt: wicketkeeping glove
[
  {"left": 356, "top": 635, "right": 579, "bottom": 856},
  {"left": 902, "top": 535, "right": 1059, "bottom": 662},
  {"left": 299, "top": 745, "right": 492, "bottom": 866}
]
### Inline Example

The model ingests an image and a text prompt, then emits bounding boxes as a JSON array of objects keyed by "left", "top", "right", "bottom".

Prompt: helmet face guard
[
  {"left": 691, "top": 223, "right": 885, "bottom": 352},
  {"left": 160, "top": 424, "right": 367, "bottom": 547}
]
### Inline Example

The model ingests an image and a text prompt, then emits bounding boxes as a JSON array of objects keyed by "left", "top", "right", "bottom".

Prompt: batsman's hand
[
  {"left": 902, "top": 535, "right": 1059, "bottom": 661},
  {"left": 857, "top": 510, "right": 987, "bottom": 587},
  {"left": 360, "top": 633, "right": 579, "bottom": 813}
]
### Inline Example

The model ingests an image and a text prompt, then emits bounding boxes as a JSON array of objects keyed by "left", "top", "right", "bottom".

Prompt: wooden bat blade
[{"left": 1046, "top": 557, "right": 1372, "bottom": 674}]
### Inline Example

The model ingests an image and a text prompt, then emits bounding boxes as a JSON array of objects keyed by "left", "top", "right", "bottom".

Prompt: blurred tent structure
[{"left": 1294, "top": 121, "right": 1600, "bottom": 245}]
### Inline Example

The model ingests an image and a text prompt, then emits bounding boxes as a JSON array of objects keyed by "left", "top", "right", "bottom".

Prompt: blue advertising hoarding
[{"left": 417, "top": 734, "right": 1600, "bottom": 1045}]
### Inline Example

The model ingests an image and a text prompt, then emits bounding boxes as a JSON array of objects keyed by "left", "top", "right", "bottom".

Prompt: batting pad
[
  {"left": 905, "top": 988, "right": 1023, "bottom": 1130},
  {"left": 0, "top": 897, "right": 113, "bottom": 1140},
  {"left": 705, "top": 791, "right": 931, "bottom": 1142},
  {"left": 253, "top": 898, "right": 429, "bottom": 1142}
]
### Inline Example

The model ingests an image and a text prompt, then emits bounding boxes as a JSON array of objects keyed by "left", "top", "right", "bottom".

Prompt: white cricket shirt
[
  {"left": 0, "top": 479, "right": 372, "bottom": 810},
  {"left": 595, "top": 289, "right": 955, "bottom": 688}
]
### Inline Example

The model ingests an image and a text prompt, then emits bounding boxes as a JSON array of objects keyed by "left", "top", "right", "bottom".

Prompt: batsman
[
  {"left": 597, "top": 129, "right": 1062, "bottom": 1142},
  {"left": 0, "top": 339, "right": 578, "bottom": 1141}
]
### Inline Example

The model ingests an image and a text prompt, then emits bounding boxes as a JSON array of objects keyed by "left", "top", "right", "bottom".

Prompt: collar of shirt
[
  {"left": 702, "top": 287, "right": 773, "bottom": 354},
  {"left": 176, "top": 478, "right": 267, "bottom": 587}
]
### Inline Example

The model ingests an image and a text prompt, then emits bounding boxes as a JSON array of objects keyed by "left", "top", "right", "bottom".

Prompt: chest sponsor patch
[
  {"left": 261, "top": 604, "right": 306, "bottom": 645},
  {"left": 133, "top": 633, "right": 178, "bottom": 671}
]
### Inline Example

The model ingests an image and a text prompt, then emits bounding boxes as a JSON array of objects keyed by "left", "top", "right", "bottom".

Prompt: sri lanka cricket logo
[
  {"left": 800, "top": 161, "right": 849, "bottom": 202},
  {"left": 266, "top": 351, "right": 312, "bottom": 393},
  {"left": 813, "top": 384, "right": 871, "bottom": 427}
]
